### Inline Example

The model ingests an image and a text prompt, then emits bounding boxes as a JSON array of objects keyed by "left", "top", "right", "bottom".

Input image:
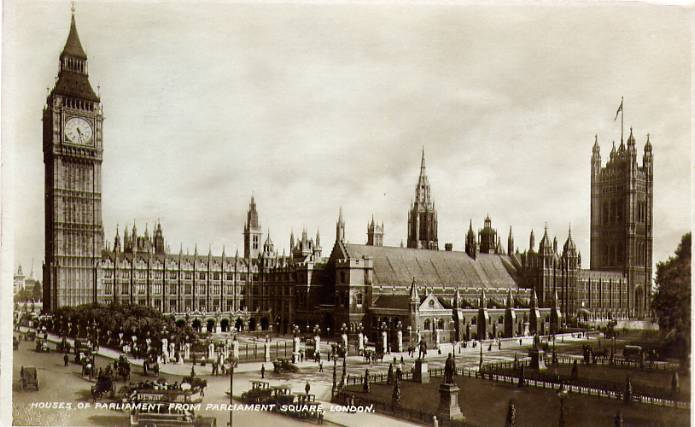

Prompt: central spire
[{"left": 407, "top": 149, "right": 438, "bottom": 250}]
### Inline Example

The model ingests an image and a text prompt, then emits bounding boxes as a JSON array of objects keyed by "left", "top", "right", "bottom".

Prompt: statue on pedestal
[{"left": 444, "top": 353, "right": 456, "bottom": 384}]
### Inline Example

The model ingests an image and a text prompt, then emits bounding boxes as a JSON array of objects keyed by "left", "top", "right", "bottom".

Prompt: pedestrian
[
  {"left": 64, "top": 353, "right": 69, "bottom": 367},
  {"left": 261, "top": 364, "right": 265, "bottom": 379},
  {"left": 319, "top": 362, "right": 323, "bottom": 372},
  {"left": 305, "top": 381, "right": 311, "bottom": 395},
  {"left": 143, "top": 360, "right": 148, "bottom": 376},
  {"left": 401, "top": 356, "right": 404, "bottom": 364}
]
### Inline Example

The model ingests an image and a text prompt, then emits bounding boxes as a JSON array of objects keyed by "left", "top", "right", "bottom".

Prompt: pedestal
[
  {"left": 232, "top": 341, "right": 239, "bottom": 359},
  {"left": 265, "top": 342, "right": 270, "bottom": 362},
  {"left": 437, "top": 383, "right": 465, "bottom": 423},
  {"left": 292, "top": 336, "right": 301, "bottom": 364},
  {"left": 381, "top": 331, "right": 388, "bottom": 354},
  {"left": 358, "top": 333, "right": 364, "bottom": 352},
  {"left": 529, "top": 348, "right": 547, "bottom": 371},
  {"left": 413, "top": 359, "right": 429, "bottom": 384},
  {"left": 397, "top": 331, "right": 403, "bottom": 353}
]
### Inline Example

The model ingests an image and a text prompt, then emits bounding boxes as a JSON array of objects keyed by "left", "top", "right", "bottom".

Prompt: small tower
[
  {"left": 336, "top": 207, "right": 346, "bottom": 243},
  {"left": 529, "top": 229, "right": 536, "bottom": 253},
  {"left": 113, "top": 225, "right": 121, "bottom": 253},
  {"left": 465, "top": 220, "right": 478, "bottom": 259},
  {"left": 243, "top": 196, "right": 262, "bottom": 259},
  {"left": 367, "top": 215, "right": 384, "bottom": 247},
  {"left": 153, "top": 221, "right": 165, "bottom": 255},
  {"left": 479, "top": 215, "right": 498, "bottom": 254},
  {"left": 507, "top": 226, "right": 514, "bottom": 256}
]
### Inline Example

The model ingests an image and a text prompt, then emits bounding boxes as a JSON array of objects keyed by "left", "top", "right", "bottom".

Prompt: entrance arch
[
  {"left": 221, "top": 319, "right": 230, "bottom": 332},
  {"left": 260, "top": 317, "right": 269, "bottom": 331},
  {"left": 206, "top": 319, "right": 215, "bottom": 333},
  {"left": 192, "top": 319, "right": 202, "bottom": 332},
  {"left": 235, "top": 318, "right": 243, "bottom": 331},
  {"left": 249, "top": 318, "right": 257, "bottom": 331},
  {"left": 176, "top": 319, "right": 186, "bottom": 328}
]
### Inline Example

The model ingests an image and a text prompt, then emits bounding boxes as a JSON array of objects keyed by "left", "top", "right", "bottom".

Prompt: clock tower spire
[{"left": 43, "top": 8, "right": 104, "bottom": 310}]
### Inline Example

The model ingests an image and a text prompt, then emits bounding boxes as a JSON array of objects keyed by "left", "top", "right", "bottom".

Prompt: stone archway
[
  {"left": 206, "top": 319, "right": 215, "bottom": 333},
  {"left": 192, "top": 319, "right": 202, "bottom": 332},
  {"left": 220, "top": 318, "right": 230, "bottom": 332},
  {"left": 249, "top": 318, "right": 257, "bottom": 331},
  {"left": 260, "top": 317, "right": 269, "bottom": 331},
  {"left": 175, "top": 319, "right": 186, "bottom": 328},
  {"left": 234, "top": 318, "right": 243, "bottom": 331}
]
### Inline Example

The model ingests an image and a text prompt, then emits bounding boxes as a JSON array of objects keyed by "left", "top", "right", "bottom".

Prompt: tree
[{"left": 651, "top": 233, "right": 691, "bottom": 360}]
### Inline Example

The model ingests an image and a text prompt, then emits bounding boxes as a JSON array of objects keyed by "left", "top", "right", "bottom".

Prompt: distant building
[
  {"left": 41, "top": 11, "right": 652, "bottom": 343},
  {"left": 14, "top": 265, "right": 26, "bottom": 294}
]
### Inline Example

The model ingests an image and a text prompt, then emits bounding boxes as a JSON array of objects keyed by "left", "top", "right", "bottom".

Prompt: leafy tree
[{"left": 651, "top": 233, "right": 691, "bottom": 359}]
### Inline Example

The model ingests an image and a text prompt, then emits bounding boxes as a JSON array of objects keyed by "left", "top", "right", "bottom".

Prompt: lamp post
[
  {"left": 228, "top": 354, "right": 236, "bottom": 427},
  {"left": 558, "top": 385, "right": 568, "bottom": 427}
]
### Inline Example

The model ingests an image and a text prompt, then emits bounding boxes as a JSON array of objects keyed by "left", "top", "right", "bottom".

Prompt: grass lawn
[{"left": 342, "top": 375, "right": 689, "bottom": 427}]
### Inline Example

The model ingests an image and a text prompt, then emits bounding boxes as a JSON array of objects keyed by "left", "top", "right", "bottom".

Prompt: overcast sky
[{"left": 4, "top": 0, "right": 691, "bottom": 277}]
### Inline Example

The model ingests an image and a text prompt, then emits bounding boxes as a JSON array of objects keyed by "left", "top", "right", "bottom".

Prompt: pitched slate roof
[{"left": 342, "top": 243, "right": 519, "bottom": 289}]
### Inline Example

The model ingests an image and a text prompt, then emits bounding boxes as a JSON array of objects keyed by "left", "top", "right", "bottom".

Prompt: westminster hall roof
[{"left": 340, "top": 243, "right": 519, "bottom": 289}]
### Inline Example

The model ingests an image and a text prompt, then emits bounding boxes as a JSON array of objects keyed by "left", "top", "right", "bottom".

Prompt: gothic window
[
  {"left": 199, "top": 272, "right": 207, "bottom": 280},
  {"left": 226, "top": 273, "right": 234, "bottom": 281},
  {"left": 424, "top": 319, "right": 431, "bottom": 330},
  {"left": 437, "top": 319, "right": 445, "bottom": 329},
  {"left": 185, "top": 272, "right": 192, "bottom": 280},
  {"left": 185, "top": 284, "right": 192, "bottom": 294},
  {"left": 121, "top": 284, "right": 128, "bottom": 295},
  {"left": 170, "top": 300, "right": 177, "bottom": 311},
  {"left": 169, "top": 284, "right": 177, "bottom": 295},
  {"left": 169, "top": 271, "right": 177, "bottom": 280},
  {"left": 213, "top": 272, "right": 220, "bottom": 280},
  {"left": 356, "top": 293, "right": 363, "bottom": 307}
]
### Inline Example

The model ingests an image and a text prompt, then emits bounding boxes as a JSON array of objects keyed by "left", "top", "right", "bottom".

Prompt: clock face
[{"left": 64, "top": 117, "right": 93, "bottom": 146}]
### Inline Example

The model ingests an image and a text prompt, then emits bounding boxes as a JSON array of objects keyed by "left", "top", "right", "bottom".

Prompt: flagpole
[{"left": 620, "top": 96, "right": 624, "bottom": 144}]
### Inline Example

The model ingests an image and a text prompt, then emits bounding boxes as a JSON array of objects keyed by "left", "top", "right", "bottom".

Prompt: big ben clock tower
[{"left": 43, "top": 9, "right": 104, "bottom": 310}]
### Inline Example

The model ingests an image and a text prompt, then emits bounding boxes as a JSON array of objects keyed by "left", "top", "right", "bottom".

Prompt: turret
[
  {"left": 643, "top": 134, "right": 653, "bottom": 170},
  {"left": 507, "top": 226, "right": 514, "bottom": 256},
  {"left": 529, "top": 229, "right": 535, "bottom": 253},
  {"left": 506, "top": 288, "right": 513, "bottom": 309},
  {"left": 591, "top": 134, "right": 602, "bottom": 175},
  {"left": 336, "top": 207, "right": 346, "bottom": 243},
  {"left": 553, "top": 236, "right": 558, "bottom": 254},
  {"left": 465, "top": 220, "right": 478, "bottom": 259},
  {"left": 289, "top": 230, "right": 295, "bottom": 251},
  {"left": 114, "top": 225, "right": 121, "bottom": 253},
  {"left": 479, "top": 288, "right": 487, "bottom": 308}
]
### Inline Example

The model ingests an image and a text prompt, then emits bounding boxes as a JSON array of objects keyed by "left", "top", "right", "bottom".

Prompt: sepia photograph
[{"left": 1, "top": 0, "right": 692, "bottom": 426}]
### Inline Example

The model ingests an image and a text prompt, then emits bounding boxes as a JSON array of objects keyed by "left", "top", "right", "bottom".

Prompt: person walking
[
  {"left": 319, "top": 361, "right": 323, "bottom": 372},
  {"left": 305, "top": 381, "right": 311, "bottom": 396},
  {"left": 261, "top": 364, "right": 265, "bottom": 379},
  {"left": 64, "top": 353, "right": 69, "bottom": 367}
]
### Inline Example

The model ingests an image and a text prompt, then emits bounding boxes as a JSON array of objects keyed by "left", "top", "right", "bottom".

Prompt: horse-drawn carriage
[
  {"left": 273, "top": 358, "right": 299, "bottom": 373},
  {"left": 91, "top": 372, "right": 116, "bottom": 401},
  {"left": 114, "top": 356, "right": 131, "bottom": 382},
  {"left": 56, "top": 338, "right": 72, "bottom": 353},
  {"left": 20, "top": 366, "right": 38, "bottom": 391},
  {"left": 35, "top": 337, "right": 50, "bottom": 353}
]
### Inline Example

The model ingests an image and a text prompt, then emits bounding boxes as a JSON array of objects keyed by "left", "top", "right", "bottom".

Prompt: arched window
[
  {"left": 437, "top": 319, "right": 444, "bottom": 330},
  {"left": 424, "top": 319, "right": 431, "bottom": 330}
]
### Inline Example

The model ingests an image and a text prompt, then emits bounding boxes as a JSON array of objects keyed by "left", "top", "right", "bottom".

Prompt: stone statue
[
  {"left": 444, "top": 353, "right": 456, "bottom": 384},
  {"left": 533, "top": 334, "right": 541, "bottom": 350},
  {"left": 418, "top": 340, "right": 428, "bottom": 360}
]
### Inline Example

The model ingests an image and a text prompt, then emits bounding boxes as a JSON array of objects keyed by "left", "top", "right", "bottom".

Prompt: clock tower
[{"left": 43, "top": 10, "right": 104, "bottom": 310}]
